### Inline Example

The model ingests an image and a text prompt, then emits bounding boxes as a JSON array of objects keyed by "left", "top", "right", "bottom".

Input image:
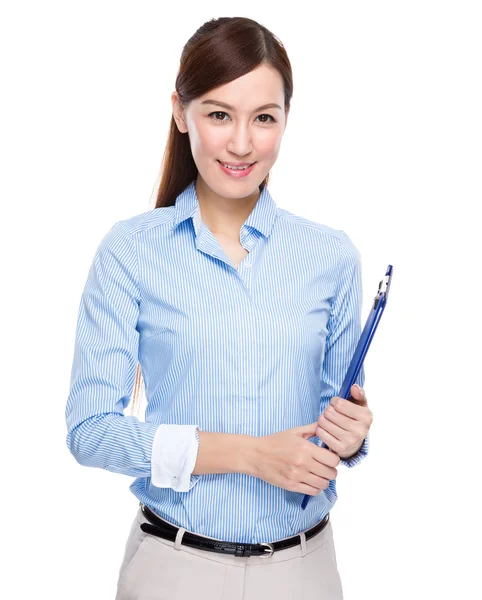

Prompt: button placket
[{"left": 238, "top": 256, "right": 253, "bottom": 293}]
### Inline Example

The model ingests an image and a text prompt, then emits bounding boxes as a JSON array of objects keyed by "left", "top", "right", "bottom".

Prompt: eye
[
  {"left": 257, "top": 114, "right": 276, "bottom": 124},
  {"left": 208, "top": 111, "right": 276, "bottom": 124},
  {"left": 209, "top": 111, "right": 230, "bottom": 123}
]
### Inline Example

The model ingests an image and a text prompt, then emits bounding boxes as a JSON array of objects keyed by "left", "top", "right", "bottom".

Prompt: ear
[{"left": 171, "top": 91, "right": 188, "bottom": 134}]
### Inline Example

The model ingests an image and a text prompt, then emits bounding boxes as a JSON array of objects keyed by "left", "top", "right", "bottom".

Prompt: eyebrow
[{"left": 200, "top": 99, "right": 282, "bottom": 112}]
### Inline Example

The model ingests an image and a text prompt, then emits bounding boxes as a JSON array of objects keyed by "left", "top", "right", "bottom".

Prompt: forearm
[
  {"left": 192, "top": 431, "right": 258, "bottom": 477},
  {"left": 66, "top": 413, "right": 159, "bottom": 477}
]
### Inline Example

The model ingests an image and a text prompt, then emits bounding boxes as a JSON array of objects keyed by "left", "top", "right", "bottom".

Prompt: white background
[{"left": 1, "top": 1, "right": 481, "bottom": 598}]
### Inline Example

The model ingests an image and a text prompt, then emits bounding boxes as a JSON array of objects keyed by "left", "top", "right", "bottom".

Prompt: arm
[
  {"left": 319, "top": 230, "right": 369, "bottom": 468},
  {"left": 65, "top": 221, "right": 201, "bottom": 491},
  {"left": 191, "top": 431, "right": 258, "bottom": 477}
]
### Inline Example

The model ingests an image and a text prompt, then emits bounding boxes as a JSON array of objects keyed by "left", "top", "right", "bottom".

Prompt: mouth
[
  {"left": 217, "top": 160, "right": 257, "bottom": 177},
  {"left": 217, "top": 160, "right": 256, "bottom": 169}
]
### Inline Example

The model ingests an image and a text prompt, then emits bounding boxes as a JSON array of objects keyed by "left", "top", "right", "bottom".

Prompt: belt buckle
[{"left": 259, "top": 542, "right": 274, "bottom": 557}]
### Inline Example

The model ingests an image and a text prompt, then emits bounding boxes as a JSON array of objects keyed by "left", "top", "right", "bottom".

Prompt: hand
[
  {"left": 252, "top": 422, "right": 340, "bottom": 496},
  {"left": 316, "top": 384, "right": 373, "bottom": 459}
]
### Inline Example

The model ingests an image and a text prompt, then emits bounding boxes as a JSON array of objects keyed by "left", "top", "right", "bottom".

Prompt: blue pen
[{"left": 301, "top": 264, "right": 393, "bottom": 510}]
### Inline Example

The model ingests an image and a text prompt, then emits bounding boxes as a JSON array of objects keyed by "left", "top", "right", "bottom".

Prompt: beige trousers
[{"left": 115, "top": 505, "right": 344, "bottom": 599}]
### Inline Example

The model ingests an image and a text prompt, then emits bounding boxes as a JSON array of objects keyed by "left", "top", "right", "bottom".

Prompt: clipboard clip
[{"left": 373, "top": 274, "right": 390, "bottom": 310}]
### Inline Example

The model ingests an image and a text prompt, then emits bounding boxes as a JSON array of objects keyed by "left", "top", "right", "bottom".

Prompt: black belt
[{"left": 139, "top": 503, "right": 330, "bottom": 558}]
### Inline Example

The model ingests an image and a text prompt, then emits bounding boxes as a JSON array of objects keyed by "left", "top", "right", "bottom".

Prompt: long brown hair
[{"left": 128, "top": 16, "right": 293, "bottom": 417}]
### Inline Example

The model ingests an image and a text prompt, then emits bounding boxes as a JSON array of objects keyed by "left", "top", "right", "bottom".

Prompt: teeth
[{"left": 222, "top": 163, "right": 250, "bottom": 170}]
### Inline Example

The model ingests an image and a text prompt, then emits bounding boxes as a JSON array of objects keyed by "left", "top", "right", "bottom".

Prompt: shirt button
[{"left": 245, "top": 262, "right": 252, "bottom": 269}]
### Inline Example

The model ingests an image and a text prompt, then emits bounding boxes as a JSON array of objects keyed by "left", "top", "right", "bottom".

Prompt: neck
[{"left": 195, "top": 176, "right": 260, "bottom": 237}]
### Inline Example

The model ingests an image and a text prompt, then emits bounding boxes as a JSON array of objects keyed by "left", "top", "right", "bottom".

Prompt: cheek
[
  {"left": 191, "top": 122, "right": 284, "bottom": 163},
  {"left": 185, "top": 121, "right": 218, "bottom": 158},
  {"left": 256, "top": 131, "right": 283, "bottom": 159},
  {"left": 194, "top": 124, "right": 226, "bottom": 155}
]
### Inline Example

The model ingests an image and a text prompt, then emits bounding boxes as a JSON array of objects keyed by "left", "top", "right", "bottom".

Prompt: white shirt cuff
[{"left": 151, "top": 424, "right": 201, "bottom": 492}]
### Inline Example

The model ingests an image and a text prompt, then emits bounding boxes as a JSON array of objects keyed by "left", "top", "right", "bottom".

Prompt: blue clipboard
[{"left": 301, "top": 264, "right": 393, "bottom": 510}]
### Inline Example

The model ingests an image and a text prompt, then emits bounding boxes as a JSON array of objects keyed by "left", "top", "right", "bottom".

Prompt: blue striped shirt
[{"left": 65, "top": 179, "right": 368, "bottom": 544}]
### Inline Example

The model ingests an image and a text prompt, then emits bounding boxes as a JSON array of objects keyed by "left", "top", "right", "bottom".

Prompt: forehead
[{"left": 195, "top": 65, "right": 284, "bottom": 111}]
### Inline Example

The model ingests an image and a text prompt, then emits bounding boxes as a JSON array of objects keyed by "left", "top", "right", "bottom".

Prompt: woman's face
[{"left": 172, "top": 64, "right": 289, "bottom": 200}]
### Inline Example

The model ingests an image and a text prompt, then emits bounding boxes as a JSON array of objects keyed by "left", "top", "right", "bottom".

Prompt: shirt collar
[{"left": 170, "top": 179, "right": 278, "bottom": 238}]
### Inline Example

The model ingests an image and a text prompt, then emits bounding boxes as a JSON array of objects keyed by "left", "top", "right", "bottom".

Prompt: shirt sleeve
[
  {"left": 319, "top": 230, "right": 369, "bottom": 468},
  {"left": 65, "top": 220, "right": 201, "bottom": 490}
]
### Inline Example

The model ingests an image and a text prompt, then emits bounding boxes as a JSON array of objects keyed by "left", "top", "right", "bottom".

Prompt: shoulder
[
  {"left": 98, "top": 206, "right": 175, "bottom": 250},
  {"left": 115, "top": 206, "right": 176, "bottom": 238},
  {"left": 277, "top": 207, "right": 361, "bottom": 261}
]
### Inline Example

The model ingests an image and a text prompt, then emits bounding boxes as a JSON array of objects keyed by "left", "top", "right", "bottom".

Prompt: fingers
[
  {"left": 329, "top": 396, "right": 362, "bottom": 418},
  {"left": 319, "top": 406, "right": 352, "bottom": 430},
  {"left": 312, "top": 445, "right": 340, "bottom": 468}
]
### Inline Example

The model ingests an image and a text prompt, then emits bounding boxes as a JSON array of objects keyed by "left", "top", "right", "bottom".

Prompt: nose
[{"left": 226, "top": 122, "right": 253, "bottom": 157}]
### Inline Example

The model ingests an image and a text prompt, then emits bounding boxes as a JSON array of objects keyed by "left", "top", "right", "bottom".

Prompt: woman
[{"left": 65, "top": 16, "right": 373, "bottom": 600}]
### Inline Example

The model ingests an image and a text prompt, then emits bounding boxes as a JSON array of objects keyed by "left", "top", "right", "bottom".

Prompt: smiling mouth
[{"left": 217, "top": 160, "right": 256, "bottom": 168}]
